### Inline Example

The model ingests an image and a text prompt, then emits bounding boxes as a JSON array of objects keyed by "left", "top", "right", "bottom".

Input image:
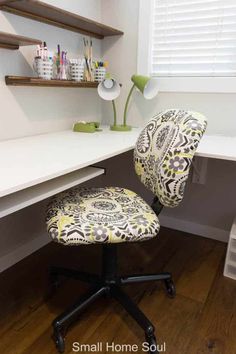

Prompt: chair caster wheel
[
  {"left": 146, "top": 335, "right": 159, "bottom": 354},
  {"left": 54, "top": 331, "right": 65, "bottom": 353},
  {"left": 164, "top": 278, "right": 176, "bottom": 298}
]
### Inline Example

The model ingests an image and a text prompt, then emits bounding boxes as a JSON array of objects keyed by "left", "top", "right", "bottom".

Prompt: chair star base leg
[
  {"left": 51, "top": 245, "right": 174, "bottom": 354},
  {"left": 52, "top": 284, "right": 160, "bottom": 354},
  {"left": 119, "top": 272, "right": 172, "bottom": 284}
]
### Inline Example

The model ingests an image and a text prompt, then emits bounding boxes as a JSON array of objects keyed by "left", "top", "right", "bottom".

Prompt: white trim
[
  {"left": 159, "top": 215, "right": 230, "bottom": 243},
  {"left": 137, "top": 0, "right": 153, "bottom": 76},
  {"left": 154, "top": 77, "right": 236, "bottom": 93},
  {"left": 0, "top": 232, "right": 50, "bottom": 273}
]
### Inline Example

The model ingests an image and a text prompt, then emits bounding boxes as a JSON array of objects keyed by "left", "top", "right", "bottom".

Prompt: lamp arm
[
  {"left": 112, "top": 100, "right": 117, "bottom": 126},
  {"left": 123, "top": 84, "right": 135, "bottom": 126}
]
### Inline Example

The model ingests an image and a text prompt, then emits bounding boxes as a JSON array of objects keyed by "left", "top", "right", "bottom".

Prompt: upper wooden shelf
[
  {"left": 0, "top": 0, "right": 18, "bottom": 4},
  {"left": 0, "top": 31, "right": 41, "bottom": 49},
  {"left": 5, "top": 76, "right": 99, "bottom": 88},
  {"left": 0, "top": 0, "right": 124, "bottom": 39}
]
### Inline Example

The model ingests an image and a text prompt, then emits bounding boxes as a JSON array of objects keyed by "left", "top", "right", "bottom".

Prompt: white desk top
[
  {"left": 0, "top": 128, "right": 141, "bottom": 198},
  {"left": 0, "top": 128, "right": 235, "bottom": 198},
  {"left": 196, "top": 135, "right": 236, "bottom": 161}
]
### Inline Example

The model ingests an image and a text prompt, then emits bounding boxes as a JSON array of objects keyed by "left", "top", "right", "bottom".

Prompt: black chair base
[{"left": 50, "top": 245, "right": 176, "bottom": 354}]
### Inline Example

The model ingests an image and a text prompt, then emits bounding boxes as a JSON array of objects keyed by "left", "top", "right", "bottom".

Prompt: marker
[{"left": 43, "top": 41, "right": 48, "bottom": 60}]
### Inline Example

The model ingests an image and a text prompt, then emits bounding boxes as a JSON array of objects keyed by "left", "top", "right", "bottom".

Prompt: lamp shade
[
  {"left": 131, "top": 75, "right": 159, "bottom": 100},
  {"left": 97, "top": 78, "right": 121, "bottom": 101}
]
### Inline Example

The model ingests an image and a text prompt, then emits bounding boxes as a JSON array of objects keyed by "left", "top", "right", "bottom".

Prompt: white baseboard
[
  {"left": 0, "top": 233, "right": 50, "bottom": 273},
  {"left": 159, "top": 215, "right": 230, "bottom": 243}
]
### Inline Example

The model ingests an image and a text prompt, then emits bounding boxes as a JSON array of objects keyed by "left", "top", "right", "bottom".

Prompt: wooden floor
[{"left": 0, "top": 228, "right": 235, "bottom": 354}]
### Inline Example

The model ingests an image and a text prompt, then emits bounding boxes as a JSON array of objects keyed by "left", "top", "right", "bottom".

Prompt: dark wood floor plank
[
  {"left": 82, "top": 232, "right": 219, "bottom": 354},
  {"left": 186, "top": 260, "right": 236, "bottom": 354},
  {"left": 175, "top": 241, "right": 226, "bottom": 303},
  {"left": 22, "top": 296, "right": 113, "bottom": 354},
  {"left": 0, "top": 228, "right": 230, "bottom": 354},
  {"left": 138, "top": 291, "right": 201, "bottom": 354}
]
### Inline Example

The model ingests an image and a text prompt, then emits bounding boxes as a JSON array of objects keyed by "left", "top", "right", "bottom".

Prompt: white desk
[
  {"left": 196, "top": 135, "right": 236, "bottom": 162},
  {"left": 0, "top": 128, "right": 235, "bottom": 219},
  {"left": 1, "top": 129, "right": 236, "bottom": 197},
  {"left": 0, "top": 128, "right": 141, "bottom": 219},
  {"left": 0, "top": 127, "right": 141, "bottom": 198}
]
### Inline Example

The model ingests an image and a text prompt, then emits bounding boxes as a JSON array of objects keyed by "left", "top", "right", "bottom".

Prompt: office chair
[{"left": 46, "top": 109, "right": 207, "bottom": 353}]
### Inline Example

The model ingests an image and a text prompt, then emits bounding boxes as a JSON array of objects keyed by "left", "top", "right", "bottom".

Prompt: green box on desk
[{"left": 73, "top": 122, "right": 100, "bottom": 133}]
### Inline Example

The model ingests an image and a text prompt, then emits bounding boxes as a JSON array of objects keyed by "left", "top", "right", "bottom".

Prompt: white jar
[
  {"left": 69, "top": 59, "right": 85, "bottom": 82},
  {"left": 95, "top": 67, "right": 106, "bottom": 82},
  {"left": 33, "top": 58, "right": 53, "bottom": 80}
]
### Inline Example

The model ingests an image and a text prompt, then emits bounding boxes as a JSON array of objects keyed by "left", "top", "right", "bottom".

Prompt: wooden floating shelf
[
  {"left": 0, "top": 0, "right": 18, "bottom": 4},
  {"left": 0, "top": 31, "right": 41, "bottom": 50},
  {"left": 0, "top": 0, "right": 124, "bottom": 39},
  {"left": 5, "top": 76, "right": 99, "bottom": 88}
]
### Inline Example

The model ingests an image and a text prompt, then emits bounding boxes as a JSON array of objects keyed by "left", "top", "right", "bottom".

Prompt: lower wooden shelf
[{"left": 5, "top": 76, "right": 99, "bottom": 88}]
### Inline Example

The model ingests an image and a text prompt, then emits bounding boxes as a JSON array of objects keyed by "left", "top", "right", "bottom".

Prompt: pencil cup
[
  {"left": 53, "top": 61, "right": 70, "bottom": 80},
  {"left": 95, "top": 67, "right": 106, "bottom": 82},
  {"left": 69, "top": 59, "right": 85, "bottom": 81},
  {"left": 33, "top": 58, "right": 53, "bottom": 80}
]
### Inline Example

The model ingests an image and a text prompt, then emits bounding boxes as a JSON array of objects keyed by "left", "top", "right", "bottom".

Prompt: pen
[{"left": 57, "top": 44, "right": 60, "bottom": 76}]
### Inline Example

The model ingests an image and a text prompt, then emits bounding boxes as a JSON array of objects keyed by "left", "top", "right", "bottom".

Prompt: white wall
[
  {"left": 0, "top": 0, "right": 102, "bottom": 141},
  {"left": 0, "top": 0, "right": 104, "bottom": 271},
  {"left": 101, "top": 0, "right": 236, "bottom": 241},
  {"left": 45, "top": 0, "right": 101, "bottom": 19}
]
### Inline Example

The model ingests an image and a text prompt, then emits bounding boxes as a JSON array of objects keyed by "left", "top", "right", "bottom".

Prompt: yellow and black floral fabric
[
  {"left": 46, "top": 109, "right": 207, "bottom": 245},
  {"left": 46, "top": 187, "right": 160, "bottom": 245},
  {"left": 134, "top": 109, "right": 207, "bottom": 208}
]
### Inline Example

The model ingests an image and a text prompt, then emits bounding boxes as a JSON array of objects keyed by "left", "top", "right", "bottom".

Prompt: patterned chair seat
[{"left": 46, "top": 187, "right": 160, "bottom": 245}]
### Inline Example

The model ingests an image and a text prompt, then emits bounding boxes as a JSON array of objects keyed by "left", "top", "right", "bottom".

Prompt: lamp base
[{"left": 110, "top": 125, "right": 132, "bottom": 132}]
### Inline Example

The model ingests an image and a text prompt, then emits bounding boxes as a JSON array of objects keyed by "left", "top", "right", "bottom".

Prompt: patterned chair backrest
[{"left": 134, "top": 109, "right": 207, "bottom": 208}]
